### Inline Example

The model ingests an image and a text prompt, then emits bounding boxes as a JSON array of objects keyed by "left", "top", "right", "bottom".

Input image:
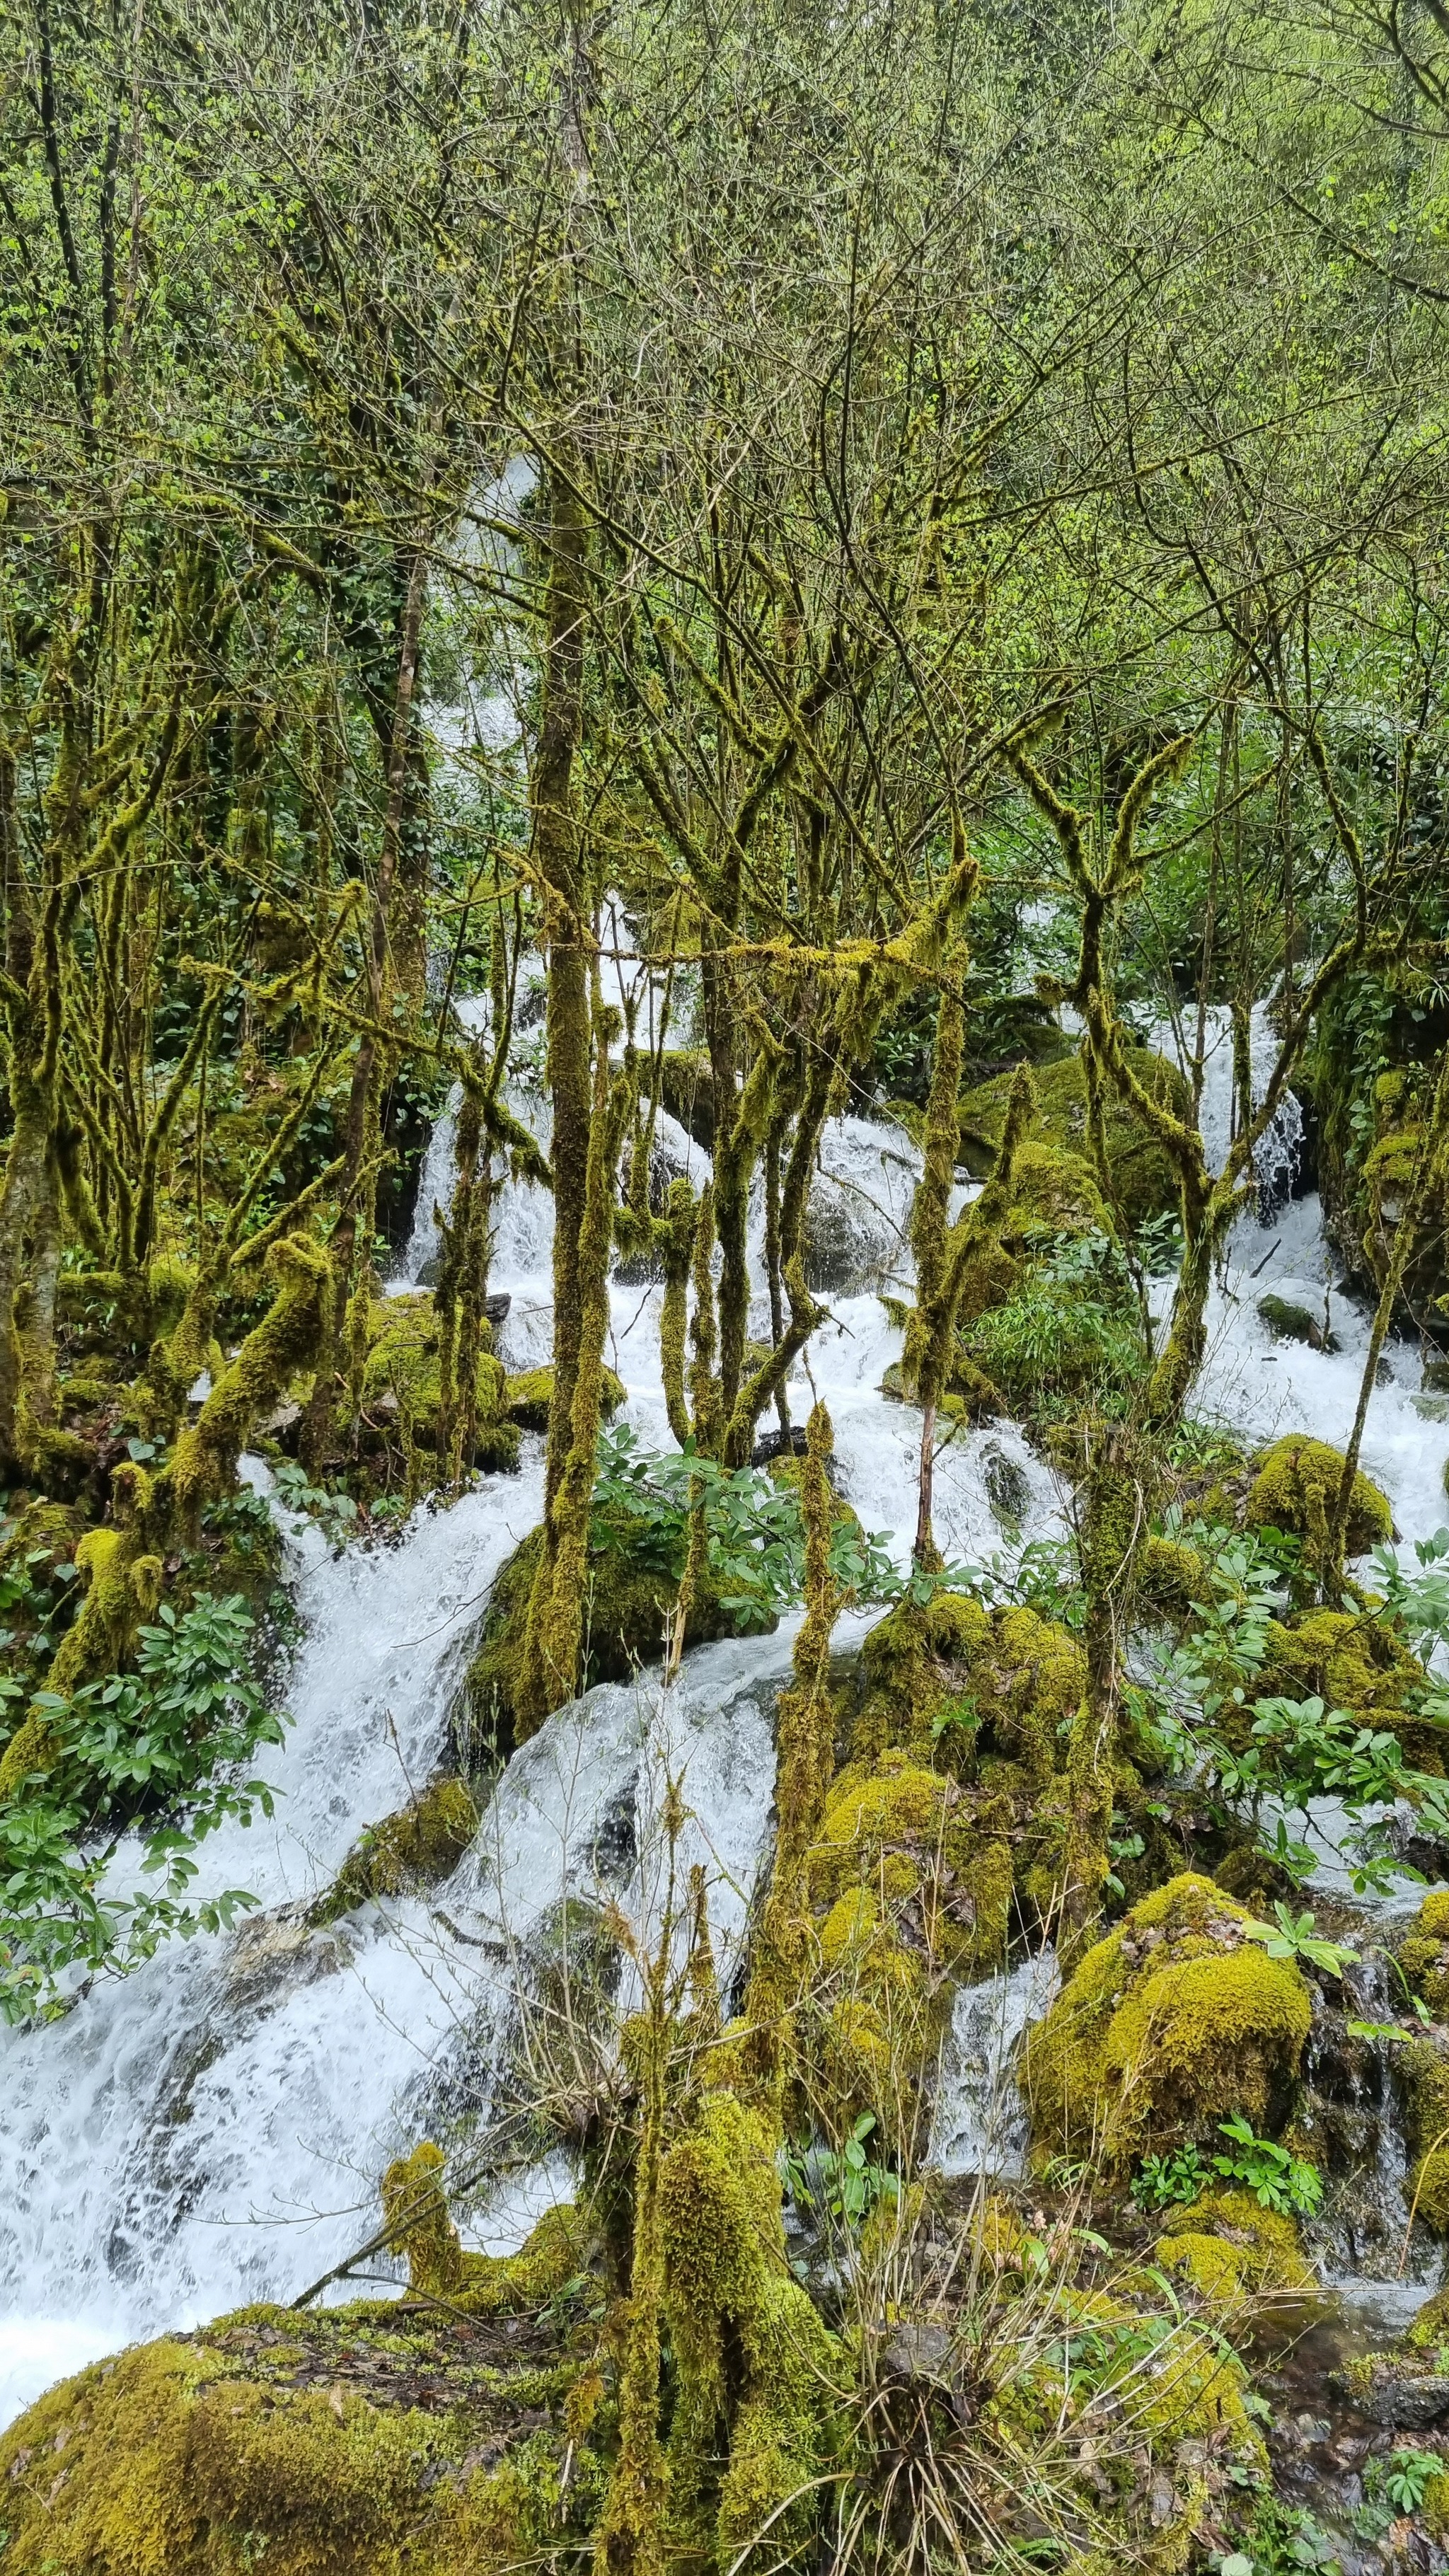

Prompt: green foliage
[
  {"left": 1366, "top": 2447, "right": 1443, "bottom": 2514},
  {"left": 782, "top": 2113, "right": 900, "bottom": 2233},
  {"left": 1131, "top": 2143, "right": 1211, "bottom": 2210},
  {"left": 1211, "top": 2117, "right": 1322, "bottom": 2219},
  {"left": 0, "top": 1594, "right": 282, "bottom": 2023},
  {"left": 965, "top": 1228, "right": 1144, "bottom": 1419},
  {"left": 1243, "top": 1902, "right": 1359, "bottom": 1979},
  {"left": 271, "top": 1457, "right": 361, "bottom": 1551}
]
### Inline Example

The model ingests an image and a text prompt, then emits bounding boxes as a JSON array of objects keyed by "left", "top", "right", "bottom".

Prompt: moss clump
[
  {"left": 501, "top": 1361, "right": 625, "bottom": 1433},
  {"left": 1245, "top": 1433, "right": 1393, "bottom": 1560},
  {"left": 1257, "top": 1293, "right": 1335, "bottom": 1351},
  {"left": 362, "top": 1293, "right": 519, "bottom": 1472},
  {"left": 1399, "top": 2036, "right": 1449, "bottom": 2232},
  {"left": 657, "top": 1046, "right": 715, "bottom": 1148},
  {"left": 311, "top": 1779, "right": 478, "bottom": 1923},
  {"left": 958, "top": 1046, "right": 1191, "bottom": 1228},
  {"left": 848, "top": 1593, "right": 1084, "bottom": 1935},
  {"left": 1155, "top": 2187, "right": 1317, "bottom": 2308},
  {"left": 1399, "top": 1890, "right": 1449, "bottom": 2020},
  {"left": 381, "top": 2139, "right": 588, "bottom": 2311},
  {"left": 658, "top": 2089, "right": 841, "bottom": 2560},
  {"left": 0, "top": 2291, "right": 601, "bottom": 2576},
  {"left": 1021, "top": 1872, "right": 1312, "bottom": 2171},
  {"left": 1137, "top": 1534, "right": 1209, "bottom": 1621},
  {"left": 1252, "top": 1606, "right": 1442, "bottom": 1769},
  {"left": 461, "top": 1515, "right": 774, "bottom": 1752}
]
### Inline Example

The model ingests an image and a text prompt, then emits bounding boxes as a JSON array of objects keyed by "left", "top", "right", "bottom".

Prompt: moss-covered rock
[
  {"left": 461, "top": 1515, "right": 775, "bottom": 1753},
  {"left": 1155, "top": 2186, "right": 1317, "bottom": 2309},
  {"left": 1251, "top": 1606, "right": 1443, "bottom": 1771},
  {"left": 1257, "top": 1293, "right": 1336, "bottom": 1352},
  {"left": 657, "top": 1046, "right": 715, "bottom": 1148},
  {"left": 958, "top": 1046, "right": 1191, "bottom": 1228},
  {"left": 1021, "top": 1872, "right": 1313, "bottom": 2171},
  {"left": 311, "top": 1779, "right": 478, "bottom": 1924},
  {"left": 362, "top": 1293, "right": 519, "bottom": 1472},
  {"left": 500, "top": 1362, "right": 625, "bottom": 1434},
  {"left": 1244, "top": 1433, "right": 1393, "bottom": 1560},
  {"left": 1399, "top": 2035, "right": 1449, "bottom": 2232},
  {"left": 0, "top": 2236, "right": 604, "bottom": 2575},
  {"left": 1399, "top": 1890, "right": 1449, "bottom": 2021}
]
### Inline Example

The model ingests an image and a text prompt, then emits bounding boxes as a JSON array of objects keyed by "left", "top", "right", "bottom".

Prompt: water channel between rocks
[{"left": 5, "top": 1028, "right": 1449, "bottom": 2483}]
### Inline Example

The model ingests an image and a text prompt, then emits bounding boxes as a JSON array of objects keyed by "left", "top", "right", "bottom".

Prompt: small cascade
[
  {"left": 930, "top": 1948, "right": 1059, "bottom": 2181},
  {"left": 1302, "top": 1947, "right": 1436, "bottom": 2288}
]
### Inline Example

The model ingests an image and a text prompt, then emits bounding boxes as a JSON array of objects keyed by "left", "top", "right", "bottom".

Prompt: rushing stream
[{"left": 4, "top": 1020, "right": 1449, "bottom": 2461}]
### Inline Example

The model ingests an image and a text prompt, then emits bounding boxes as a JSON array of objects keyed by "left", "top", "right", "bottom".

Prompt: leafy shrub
[
  {"left": 0, "top": 1593, "right": 283, "bottom": 2023},
  {"left": 782, "top": 2113, "right": 900, "bottom": 2232},
  {"left": 1212, "top": 2116, "right": 1322, "bottom": 2219}
]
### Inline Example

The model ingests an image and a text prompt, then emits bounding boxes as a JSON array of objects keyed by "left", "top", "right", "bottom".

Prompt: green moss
[
  {"left": 501, "top": 1361, "right": 625, "bottom": 1433},
  {"left": 958, "top": 1046, "right": 1190, "bottom": 1227},
  {"left": 1399, "top": 1890, "right": 1449, "bottom": 2020},
  {"left": 311, "top": 1779, "right": 478, "bottom": 1923},
  {"left": 0, "top": 2284, "right": 599, "bottom": 2575},
  {"left": 1138, "top": 1535, "right": 1208, "bottom": 1621},
  {"left": 1245, "top": 1434, "right": 1392, "bottom": 1561},
  {"left": 461, "top": 1515, "right": 774, "bottom": 1752},
  {"left": 1022, "top": 1872, "right": 1313, "bottom": 2171},
  {"left": 1257, "top": 1294, "right": 1334, "bottom": 1351},
  {"left": 657, "top": 1046, "right": 715, "bottom": 1148},
  {"left": 1252, "top": 1607, "right": 1441, "bottom": 1769},
  {"left": 362, "top": 1293, "right": 519, "bottom": 1472},
  {"left": 1399, "top": 2038, "right": 1449, "bottom": 2231},
  {"left": 658, "top": 2089, "right": 841, "bottom": 2560},
  {"left": 1155, "top": 2188, "right": 1317, "bottom": 2307},
  {"left": 380, "top": 2139, "right": 588, "bottom": 2311}
]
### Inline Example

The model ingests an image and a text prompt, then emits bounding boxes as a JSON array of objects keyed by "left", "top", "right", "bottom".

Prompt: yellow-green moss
[
  {"left": 311, "top": 1779, "right": 478, "bottom": 1924},
  {"left": 1400, "top": 1890, "right": 1449, "bottom": 2020},
  {"left": 1138, "top": 1535, "right": 1209, "bottom": 1622},
  {"left": 0, "top": 2294, "right": 598, "bottom": 2576},
  {"left": 362, "top": 1294, "right": 519, "bottom": 1472},
  {"left": 1399, "top": 2038, "right": 1449, "bottom": 2232},
  {"left": 1155, "top": 2188, "right": 1317, "bottom": 2308},
  {"left": 1248, "top": 1606, "right": 1441, "bottom": 1769},
  {"left": 381, "top": 2139, "right": 587, "bottom": 2311},
  {"left": 658, "top": 2089, "right": 841, "bottom": 2560},
  {"left": 1245, "top": 1434, "right": 1392, "bottom": 1560},
  {"left": 499, "top": 1361, "right": 625, "bottom": 1434},
  {"left": 1022, "top": 1872, "right": 1312, "bottom": 2170},
  {"left": 958, "top": 1046, "right": 1190, "bottom": 1228}
]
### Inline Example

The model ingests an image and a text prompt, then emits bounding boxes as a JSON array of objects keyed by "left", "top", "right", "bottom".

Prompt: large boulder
[{"left": 1021, "top": 1871, "right": 1313, "bottom": 2171}]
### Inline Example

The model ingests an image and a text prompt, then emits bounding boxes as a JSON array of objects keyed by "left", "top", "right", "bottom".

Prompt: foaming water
[{"left": 4, "top": 1053, "right": 1445, "bottom": 2430}]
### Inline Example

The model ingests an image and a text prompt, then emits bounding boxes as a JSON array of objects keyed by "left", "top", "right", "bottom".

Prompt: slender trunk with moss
[{"left": 533, "top": 468, "right": 593, "bottom": 1519}]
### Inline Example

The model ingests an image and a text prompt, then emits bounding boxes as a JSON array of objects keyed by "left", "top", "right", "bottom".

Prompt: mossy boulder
[
  {"left": 0, "top": 2248, "right": 603, "bottom": 2575},
  {"left": 1399, "top": 1890, "right": 1449, "bottom": 2021},
  {"left": 848, "top": 1593, "right": 1087, "bottom": 1939},
  {"left": 1250, "top": 1607, "right": 1443, "bottom": 1772},
  {"left": 501, "top": 1363, "right": 625, "bottom": 1434},
  {"left": 1399, "top": 2035, "right": 1449, "bottom": 2232},
  {"left": 1257, "top": 1293, "right": 1336, "bottom": 1352},
  {"left": 461, "top": 1515, "right": 775, "bottom": 1752},
  {"left": 958, "top": 1046, "right": 1190, "bottom": 1228},
  {"left": 362, "top": 1293, "right": 519, "bottom": 1472},
  {"left": 1021, "top": 1872, "right": 1313, "bottom": 2171},
  {"left": 1155, "top": 2186, "right": 1317, "bottom": 2309},
  {"left": 1244, "top": 1433, "right": 1393, "bottom": 1560},
  {"left": 311, "top": 1779, "right": 478, "bottom": 1924}
]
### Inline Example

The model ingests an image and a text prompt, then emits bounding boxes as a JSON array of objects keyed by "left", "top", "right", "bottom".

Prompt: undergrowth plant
[{"left": 0, "top": 1594, "right": 283, "bottom": 2023}]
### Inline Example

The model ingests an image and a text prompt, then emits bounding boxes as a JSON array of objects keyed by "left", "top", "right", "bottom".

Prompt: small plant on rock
[
  {"left": 1130, "top": 2143, "right": 1211, "bottom": 2211},
  {"left": 1212, "top": 2115, "right": 1322, "bottom": 2219}
]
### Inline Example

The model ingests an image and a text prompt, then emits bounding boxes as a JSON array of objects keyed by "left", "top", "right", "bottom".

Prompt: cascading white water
[{"left": 6, "top": 1007, "right": 1449, "bottom": 2431}]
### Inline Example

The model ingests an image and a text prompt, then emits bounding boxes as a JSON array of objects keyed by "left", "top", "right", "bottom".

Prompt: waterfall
[{"left": 6, "top": 1038, "right": 1449, "bottom": 2434}]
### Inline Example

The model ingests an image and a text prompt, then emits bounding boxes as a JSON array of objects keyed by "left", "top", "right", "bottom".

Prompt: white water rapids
[{"left": 4, "top": 1023, "right": 1449, "bottom": 2428}]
